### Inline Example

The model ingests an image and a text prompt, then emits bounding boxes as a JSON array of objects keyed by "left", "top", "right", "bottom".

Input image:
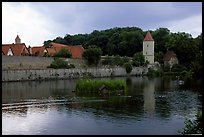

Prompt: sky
[{"left": 2, "top": 2, "right": 202, "bottom": 46}]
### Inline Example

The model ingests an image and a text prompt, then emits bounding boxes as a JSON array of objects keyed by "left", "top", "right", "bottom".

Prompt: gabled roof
[
  {"left": 2, "top": 45, "right": 11, "bottom": 55},
  {"left": 46, "top": 48, "right": 56, "bottom": 56},
  {"left": 164, "top": 51, "right": 177, "bottom": 61},
  {"left": 31, "top": 46, "right": 46, "bottom": 56},
  {"left": 49, "top": 42, "right": 84, "bottom": 58},
  {"left": 144, "top": 31, "right": 154, "bottom": 41},
  {"left": 69, "top": 45, "right": 84, "bottom": 59},
  {"left": 2, "top": 43, "right": 29, "bottom": 56}
]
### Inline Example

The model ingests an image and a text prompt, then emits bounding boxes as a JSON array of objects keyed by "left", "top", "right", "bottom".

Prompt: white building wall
[
  {"left": 143, "top": 41, "right": 154, "bottom": 64},
  {"left": 7, "top": 48, "right": 13, "bottom": 56}
]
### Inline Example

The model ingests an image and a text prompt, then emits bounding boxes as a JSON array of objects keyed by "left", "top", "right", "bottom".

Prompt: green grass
[{"left": 75, "top": 79, "right": 127, "bottom": 94}]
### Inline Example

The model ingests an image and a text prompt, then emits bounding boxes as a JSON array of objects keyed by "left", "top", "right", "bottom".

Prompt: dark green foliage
[
  {"left": 82, "top": 45, "right": 102, "bottom": 66},
  {"left": 124, "top": 62, "right": 132, "bottom": 74},
  {"left": 113, "top": 55, "right": 123, "bottom": 66},
  {"left": 171, "top": 64, "right": 185, "bottom": 72},
  {"left": 54, "top": 48, "right": 72, "bottom": 58},
  {"left": 48, "top": 58, "right": 75, "bottom": 69},
  {"left": 101, "top": 56, "right": 113, "bottom": 66},
  {"left": 147, "top": 69, "right": 163, "bottom": 77},
  {"left": 190, "top": 51, "right": 202, "bottom": 79},
  {"left": 43, "top": 27, "right": 202, "bottom": 79},
  {"left": 132, "top": 52, "right": 145, "bottom": 66},
  {"left": 152, "top": 28, "right": 170, "bottom": 53},
  {"left": 53, "top": 36, "right": 67, "bottom": 45},
  {"left": 166, "top": 32, "right": 199, "bottom": 67},
  {"left": 101, "top": 56, "right": 130, "bottom": 66},
  {"left": 43, "top": 40, "right": 52, "bottom": 48},
  {"left": 180, "top": 112, "right": 202, "bottom": 134},
  {"left": 154, "top": 52, "right": 164, "bottom": 64}
]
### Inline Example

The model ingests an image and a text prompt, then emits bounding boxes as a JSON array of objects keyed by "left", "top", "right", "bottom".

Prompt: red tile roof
[
  {"left": 144, "top": 31, "right": 154, "bottom": 41},
  {"left": 46, "top": 48, "right": 56, "bottom": 56},
  {"left": 2, "top": 45, "right": 11, "bottom": 55},
  {"left": 2, "top": 43, "right": 29, "bottom": 56},
  {"left": 50, "top": 42, "right": 84, "bottom": 58},
  {"left": 164, "top": 51, "right": 177, "bottom": 61},
  {"left": 69, "top": 45, "right": 84, "bottom": 59},
  {"left": 31, "top": 46, "right": 46, "bottom": 56}
]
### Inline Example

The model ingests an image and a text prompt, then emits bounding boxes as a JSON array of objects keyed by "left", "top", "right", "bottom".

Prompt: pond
[{"left": 2, "top": 76, "right": 202, "bottom": 135}]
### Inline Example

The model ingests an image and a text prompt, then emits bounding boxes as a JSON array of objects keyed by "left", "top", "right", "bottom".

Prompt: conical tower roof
[
  {"left": 15, "top": 35, "right": 20, "bottom": 40},
  {"left": 144, "top": 31, "right": 154, "bottom": 41}
]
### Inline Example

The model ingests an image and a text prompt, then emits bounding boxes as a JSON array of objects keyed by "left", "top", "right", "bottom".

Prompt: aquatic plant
[{"left": 75, "top": 79, "right": 127, "bottom": 95}]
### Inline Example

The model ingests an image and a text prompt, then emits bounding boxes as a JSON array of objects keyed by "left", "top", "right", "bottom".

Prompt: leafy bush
[
  {"left": 82, "top": 45, "right": 102, "bottom": 66},
  {"left": 124, "top": 62, "right": 132, "bottom": 74},
  {"left": 132, "top": 52, "right": 145, "bottom": 66},
  {"left": 101, "top": 55, "right": 130, "bottom": 66},
  {"left": 180, "top": 112, "right": 202, "bottom": 135},
  {"left": 48, "top": 58, "right": 75, "bottom": 69},
  {"left": 147, "top": 69, "right": 163, "bottom": 77},
  {"left": 101, "top": 56, "right": 113, "bottom": 65},
  {"left": 54, "top": 48, "right": 72, "bottom": 58},
  {"left": 113, "top": 55, "right": 123, "bottom": 66}
]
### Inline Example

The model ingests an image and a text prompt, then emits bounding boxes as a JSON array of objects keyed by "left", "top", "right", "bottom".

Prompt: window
[
  {"left": 146, "top": 52, "right": 147, "bottom": 55},
  {"left": 147, "top": 45, "right": 148, "bottom": 47}
]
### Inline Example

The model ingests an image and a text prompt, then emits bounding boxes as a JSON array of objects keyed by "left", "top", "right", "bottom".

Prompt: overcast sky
[{"left": 2, "top": 2, "right": 202, "bottom": 46}]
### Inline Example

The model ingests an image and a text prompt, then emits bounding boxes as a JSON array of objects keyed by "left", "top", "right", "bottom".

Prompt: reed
[{"left": 75, "top": 79, "right": 127, "bottom": 94}]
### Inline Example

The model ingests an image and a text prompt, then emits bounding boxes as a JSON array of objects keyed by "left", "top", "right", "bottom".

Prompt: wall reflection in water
[
  {"left": 2, "top": 77, "right": 202, "bottom": 119},
  {"left": 2, "top": 77, "right": 202, "bottom": 135}
]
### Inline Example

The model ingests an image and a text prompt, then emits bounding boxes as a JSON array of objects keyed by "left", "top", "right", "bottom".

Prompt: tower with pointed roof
[
  {"left": 15, "top": 35, "right": 21, "bottom": 44},
  {"left": 143, "top": 31, "right": 154, "bottom": 64}
]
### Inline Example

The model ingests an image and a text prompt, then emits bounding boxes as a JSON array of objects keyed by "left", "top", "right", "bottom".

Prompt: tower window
[
  {"left": 147, "top": 45, "right": 148, "bottom": 47},
  {"left": 146, "top": 52, "right": 147, "bottom": 54}
]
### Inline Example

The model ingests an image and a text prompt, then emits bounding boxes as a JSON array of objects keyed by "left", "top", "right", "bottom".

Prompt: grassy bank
[{"left": 75, "top": 79, "right": 127, "bottom": 95}]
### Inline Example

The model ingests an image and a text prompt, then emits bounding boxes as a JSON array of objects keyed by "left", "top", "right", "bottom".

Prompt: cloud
[
  {"left": 2, "top": 2, "right": 61, "bottom": 46},
  {"left": 2, "top": 2, "right": 202, "bottom": 46},
  {"left": 167, "top": 14, "right": 202, "bottom": 38}
]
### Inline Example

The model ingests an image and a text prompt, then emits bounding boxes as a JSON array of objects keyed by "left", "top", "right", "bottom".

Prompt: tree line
[{"left": 44, "top": 27, "right": 202, "bottom": 78}]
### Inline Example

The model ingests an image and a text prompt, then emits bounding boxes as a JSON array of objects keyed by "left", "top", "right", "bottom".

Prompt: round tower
[{"left": 143, "top": 31, "right": 154, "bottom": 64}]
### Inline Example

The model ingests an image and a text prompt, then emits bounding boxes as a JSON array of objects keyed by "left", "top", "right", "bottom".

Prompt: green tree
[
  {"left": 82, "top": 45, "right": 102, "bottom": 66},
  {"left": 154, "top": 52, "right": 164, "bottom": 64},
  {"left": 124, "top": 62, "right": 133, "bottom": 74},
  {"left": 43, "top": 40, "right": 52, "bottom": 48},
  {"left": 54, "top": 48, "right": 72, "bottom": 58},
  {"left": 132, "top": 52, "right": 145, "bottom": 66},
  {"left": 166, "top": 32, "right": 199, "bottom": 68},
  {"left": 53, "top": 36, "right": 67, "bottom": 44},
  {"left": 48, "top": 58, "right": 68, "bottom": 69},
  {"left": 152, "top": 28, "right": 170, "bottom": 53},
  {"left": 190, "top": 51, "right": 202, "bottom": 79}
]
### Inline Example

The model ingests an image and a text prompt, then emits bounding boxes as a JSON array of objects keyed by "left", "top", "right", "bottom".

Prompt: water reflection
[
  {"left": 2, "top": 79, "right": 77, "bottom": 104},
  {"left": 2, "top": 77, "right": 202, "bottom": 135},
  {"left": 143, "top": 78, "right": 155, "bottom": 116}
]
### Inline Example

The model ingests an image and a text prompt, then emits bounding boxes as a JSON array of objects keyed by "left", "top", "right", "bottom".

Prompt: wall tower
[{"left": 143, "top": 31, "right": 154, "bottom": 64}]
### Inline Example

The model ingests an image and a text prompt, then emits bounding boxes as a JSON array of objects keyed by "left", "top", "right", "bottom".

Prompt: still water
[{"left": 2, "top": 76, "right": 202, "bottom": 135}]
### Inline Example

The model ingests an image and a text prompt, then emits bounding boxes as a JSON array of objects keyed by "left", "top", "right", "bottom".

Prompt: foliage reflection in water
[{"left": 2, "top": 77, "right": 202, "bottom": 135}]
